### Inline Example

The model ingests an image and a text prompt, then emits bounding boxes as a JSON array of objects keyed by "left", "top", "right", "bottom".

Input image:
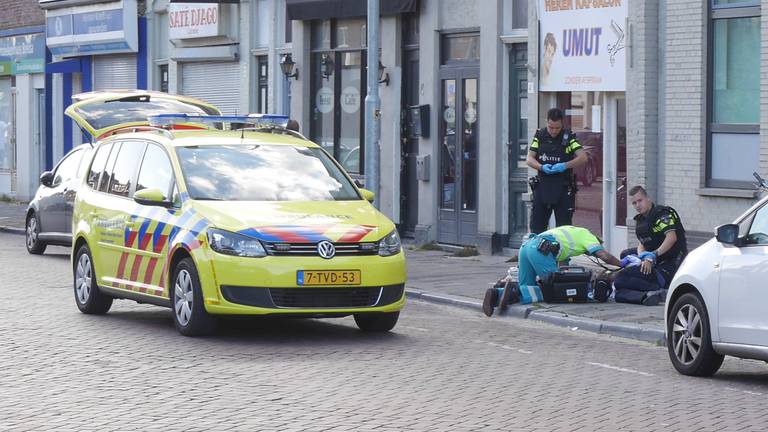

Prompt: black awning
[{"left": 286, "top": 0, "right": 417, "bottom": 20}]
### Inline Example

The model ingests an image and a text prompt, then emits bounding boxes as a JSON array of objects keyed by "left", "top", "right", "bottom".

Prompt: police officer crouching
[
  {"left": 526, "top": 108, "right": 588, "bottom": 234},
  {"left": 614, "top": 186, "right": 688, "bottom": 306}
]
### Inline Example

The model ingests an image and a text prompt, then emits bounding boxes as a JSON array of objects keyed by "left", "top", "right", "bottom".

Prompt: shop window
[
  {"left": 441, "top": 34, "right": 480, "bottom": 65},
  {"left": 312, "top": 20, "right": 332, "bottom": 50},
  {"left": 310, "top": 19, "right": 368, "bottom": 174},
  {"left": 0, "top": 77, "right": 14, "bottom": 171},
  {"left": 335, "top": 18, "right": 366, "bottom": 49},
  {"left": 512, "top": 0, "right": 528, "bottom": 29},
  {"left": 708, "top": 1, "right": 760, "bottom": 188}
]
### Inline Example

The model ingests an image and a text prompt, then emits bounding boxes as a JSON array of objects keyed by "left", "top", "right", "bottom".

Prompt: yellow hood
[{"left": 191, "top": 200, "right": 394, "bottom": 243}]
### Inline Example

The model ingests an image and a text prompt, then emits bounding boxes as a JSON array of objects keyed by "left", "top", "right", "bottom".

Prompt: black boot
[{"left": 483, "top": 288, "right": 499, "bottom": 317}]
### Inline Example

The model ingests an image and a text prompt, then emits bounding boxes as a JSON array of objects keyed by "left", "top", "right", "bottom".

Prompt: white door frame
[{"left": 602, "top": 93, "right": 627, "bottom": 256}]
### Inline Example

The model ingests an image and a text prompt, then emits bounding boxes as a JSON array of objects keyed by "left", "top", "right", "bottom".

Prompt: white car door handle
[{"left": 713, "top": 262, "right": 720, "bottom": 269}]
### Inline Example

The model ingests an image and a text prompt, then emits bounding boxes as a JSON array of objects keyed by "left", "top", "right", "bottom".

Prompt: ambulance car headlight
[
  {"left": 378, "top": 230, "right": 401, "bottom": 257},
  {"left": 207, "top": 228, "right": 267, "bottom": 258}
]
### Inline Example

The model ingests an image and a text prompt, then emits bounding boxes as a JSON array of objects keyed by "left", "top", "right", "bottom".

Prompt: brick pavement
[{"left": 0, "top": 233, "right": 767, "bottom": 431}]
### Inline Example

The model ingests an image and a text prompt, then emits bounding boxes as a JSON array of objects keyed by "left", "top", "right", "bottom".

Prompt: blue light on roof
[{"left": 148, "top": 113, "right": 290, "bottom": 129}]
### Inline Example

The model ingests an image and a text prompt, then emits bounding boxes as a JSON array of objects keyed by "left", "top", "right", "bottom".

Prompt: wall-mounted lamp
[
  {"left": 280, "top": 53, "right": 299, "bottom": 80},
  {"left": 320, "top": 53, "right": 334, "bottom": 80},
  {"left": 378, "top": 61, "right": 390, "bottom": 86}
]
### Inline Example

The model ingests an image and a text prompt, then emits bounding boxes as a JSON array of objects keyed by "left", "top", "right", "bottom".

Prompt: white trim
[{"left": 500, "top": 29, "right": 527, "bottom": 44}]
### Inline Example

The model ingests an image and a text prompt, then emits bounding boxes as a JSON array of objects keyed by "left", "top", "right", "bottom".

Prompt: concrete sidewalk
[
  {"left": 0, "top": 201, "right": 666, "bottom": 344},
  {"left": 0, "top": 200, "right": 26, "bottom": 234}
]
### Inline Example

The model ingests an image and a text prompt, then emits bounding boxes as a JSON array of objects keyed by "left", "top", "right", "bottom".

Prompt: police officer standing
[
  {"left": 614, "top": 185, "right": 688, "bottom": 305},
  {"left": 526, "top": 108, "right": 588, "bottom": 233}
]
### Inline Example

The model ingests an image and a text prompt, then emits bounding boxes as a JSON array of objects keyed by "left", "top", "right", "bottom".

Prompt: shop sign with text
[
  {"left": 0, "top": 33, "right": 45, "bottom": 75},
  {"left": 169, "top": 3, "right": 221, "bottom": 39},
  {"left": 539, "top": 0, "right": 627, "bottom": 91}
]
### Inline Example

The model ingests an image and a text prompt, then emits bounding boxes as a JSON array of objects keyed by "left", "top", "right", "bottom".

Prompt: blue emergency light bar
[{"left": 148, "top": 113, "right": 290, "bottom": 129}]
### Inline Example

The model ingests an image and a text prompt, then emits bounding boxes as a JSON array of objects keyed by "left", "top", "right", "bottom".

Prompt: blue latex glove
[
  {"left": 541, "top": 164, "right": 554, "bottom": 175},
  {"left": 551, "top": 162, "right": 567, "bottom": 174},
  {"left": 638, "top": 251, "right": 657, "bottom": 262},
  {"left": 619, "top": 255, "right": 638, "bottom": 268}
]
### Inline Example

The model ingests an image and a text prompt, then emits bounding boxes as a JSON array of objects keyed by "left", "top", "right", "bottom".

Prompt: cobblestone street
[{"left": 1, "top": 232, "right": 767, "bottom": 431}]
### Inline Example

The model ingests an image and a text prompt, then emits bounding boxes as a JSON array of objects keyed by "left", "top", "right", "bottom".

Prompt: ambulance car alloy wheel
[
  {"left": 354, "top": 311, "right": 400, "bottom": 332},
  {"left": 74, "top": 244, "right": 113, "bottom": 314},
  {"left": 25, "top": 212, "right": 46, "bottom": 255},
  {"left": 667, "top": 293, "right": 724, "bottom": 377},
  {"left": 172, "top": 258, "right": 217, "bottom": 337}
]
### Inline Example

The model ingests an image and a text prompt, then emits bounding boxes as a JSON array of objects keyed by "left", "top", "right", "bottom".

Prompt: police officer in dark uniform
[
  {"left": 614, "top": 185, "right": 688, "bottom": 305},
  {"left": 526, "top": 108, "right": 588, "bottom": 233}
]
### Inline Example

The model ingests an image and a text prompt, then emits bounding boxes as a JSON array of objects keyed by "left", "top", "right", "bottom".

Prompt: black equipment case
[{"left": 539, "top": 266, "right": 592, "bottom": 303}]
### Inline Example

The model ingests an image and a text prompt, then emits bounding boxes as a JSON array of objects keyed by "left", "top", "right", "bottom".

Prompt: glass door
[
  {"left": 437, "top": 71, "right": 479, "bottom": 245},
  {"left": 606, "top": 95, "right": 628, "bottom": 254}
]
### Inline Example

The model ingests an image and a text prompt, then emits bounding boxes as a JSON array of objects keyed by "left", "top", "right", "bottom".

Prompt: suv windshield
[{"left": 176, "top": 145, "right": 361, "bottom": 201}]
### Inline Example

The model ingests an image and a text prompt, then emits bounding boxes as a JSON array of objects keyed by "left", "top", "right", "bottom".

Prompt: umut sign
[
  {"left": 538, "top": 0, "right": 627, "bottom": 91},
  {"left": 169, "top": 3, "right": 221, "bottom": 39}
]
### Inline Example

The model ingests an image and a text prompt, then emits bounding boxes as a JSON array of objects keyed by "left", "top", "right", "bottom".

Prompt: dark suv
[{"left": 25, "top": 144, "right": 93, "bottom": 254}]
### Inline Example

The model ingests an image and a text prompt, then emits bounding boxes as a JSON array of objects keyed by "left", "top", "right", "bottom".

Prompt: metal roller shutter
[
  {"left": 92, "top": 55, "right": 137, "bottom": 90},
  {"left": 182, "top": 62, "right": 241, "bottom": 115}
]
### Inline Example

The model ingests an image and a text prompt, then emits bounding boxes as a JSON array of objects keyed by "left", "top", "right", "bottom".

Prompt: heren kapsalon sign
[
  {"left": 539, "top": 0, "right": 627, "bottom": 91},
  {"left": 169, "top": 3, "right": 220, "bottom": 39}
]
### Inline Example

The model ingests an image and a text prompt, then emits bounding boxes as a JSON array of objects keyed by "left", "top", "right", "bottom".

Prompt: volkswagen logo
[{"left": 317, "top": 241, "right": 336, "bottom": 259}]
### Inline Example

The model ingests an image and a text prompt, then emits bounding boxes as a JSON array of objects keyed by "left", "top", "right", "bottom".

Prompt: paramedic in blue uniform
[
  {"left": 526, "top": 108, "right": 588, "bottom": 233},
  {"left": 483, "top": 225, "right": 622, "bottom": 316},
  {"left": 614, "top": 185, "right": 688, "bottom": 306}
]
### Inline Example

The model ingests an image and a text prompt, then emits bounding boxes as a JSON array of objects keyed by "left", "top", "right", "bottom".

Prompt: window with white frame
[{"left": 708, "top": 0, "right": 760, "bottom": 188}]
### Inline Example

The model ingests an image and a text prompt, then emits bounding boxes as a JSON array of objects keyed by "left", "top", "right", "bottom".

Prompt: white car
[{"left": 666, "top": 194, "right": 768, "bottom": 376}]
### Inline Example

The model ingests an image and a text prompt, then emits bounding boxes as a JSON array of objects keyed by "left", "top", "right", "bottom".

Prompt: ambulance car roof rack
[{"left": 148, "top": 113, "right": 290, "bottom": 131}]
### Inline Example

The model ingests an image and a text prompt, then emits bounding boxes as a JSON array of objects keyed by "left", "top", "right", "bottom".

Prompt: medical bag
[{"left": 539, "top": 266, "right": 592, "bottom": 303}]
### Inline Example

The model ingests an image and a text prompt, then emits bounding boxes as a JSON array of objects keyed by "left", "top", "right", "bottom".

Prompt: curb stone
[
  {"left": 0, "top": 226, "right": 24, "bottom": 235},
  {"left": 406, "top": 288, "right": 666, "bottom": 345}
]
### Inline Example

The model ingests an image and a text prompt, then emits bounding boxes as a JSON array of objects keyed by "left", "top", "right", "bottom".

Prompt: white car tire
[{"left": 667, "top": 293, "right": 724, "bottom": 376}]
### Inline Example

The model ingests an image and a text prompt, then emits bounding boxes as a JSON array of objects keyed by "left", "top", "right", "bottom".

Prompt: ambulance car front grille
[
  {"left": 263, "top": 242, "right": 379, "bottom": 256},
  {"left": 220, "top": 284, "right": 405, "bottom": 309}
]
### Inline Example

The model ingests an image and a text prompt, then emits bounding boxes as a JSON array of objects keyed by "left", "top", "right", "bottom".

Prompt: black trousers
[
  {"left": 619, "top": 247, "right": 681, "bottom": 287},
  {"left": 529, "top": 189, "right": 575, "bottom": 234},
  {"left": 615, "top": 247, "right": 682, "bottom": 304}
]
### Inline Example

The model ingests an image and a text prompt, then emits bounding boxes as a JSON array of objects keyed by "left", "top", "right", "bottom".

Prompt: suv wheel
[
  {"left": 74, "top": 244, "right": 113, "bottom": 314},
  {"left": 667, "top": 293, "right": 724, "bottom": 376},
  {"left": 172, "top": 258, "right": 217, "bottom": 336},
  {"left": 26, "top": 212, "right": 47, "bottom": 255},
  {"left": 354, "top": 312, "right": 400, "bottom": 332}
]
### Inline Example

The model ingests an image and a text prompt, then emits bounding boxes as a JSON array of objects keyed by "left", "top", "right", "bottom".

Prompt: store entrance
[{"left": 437, "top": 71, "right": 479, "bottom": 245}]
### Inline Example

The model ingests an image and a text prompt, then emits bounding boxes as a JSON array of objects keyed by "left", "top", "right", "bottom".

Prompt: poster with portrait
[{"left": 538, "top": 0, "right": 627, "bottom": 91}]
